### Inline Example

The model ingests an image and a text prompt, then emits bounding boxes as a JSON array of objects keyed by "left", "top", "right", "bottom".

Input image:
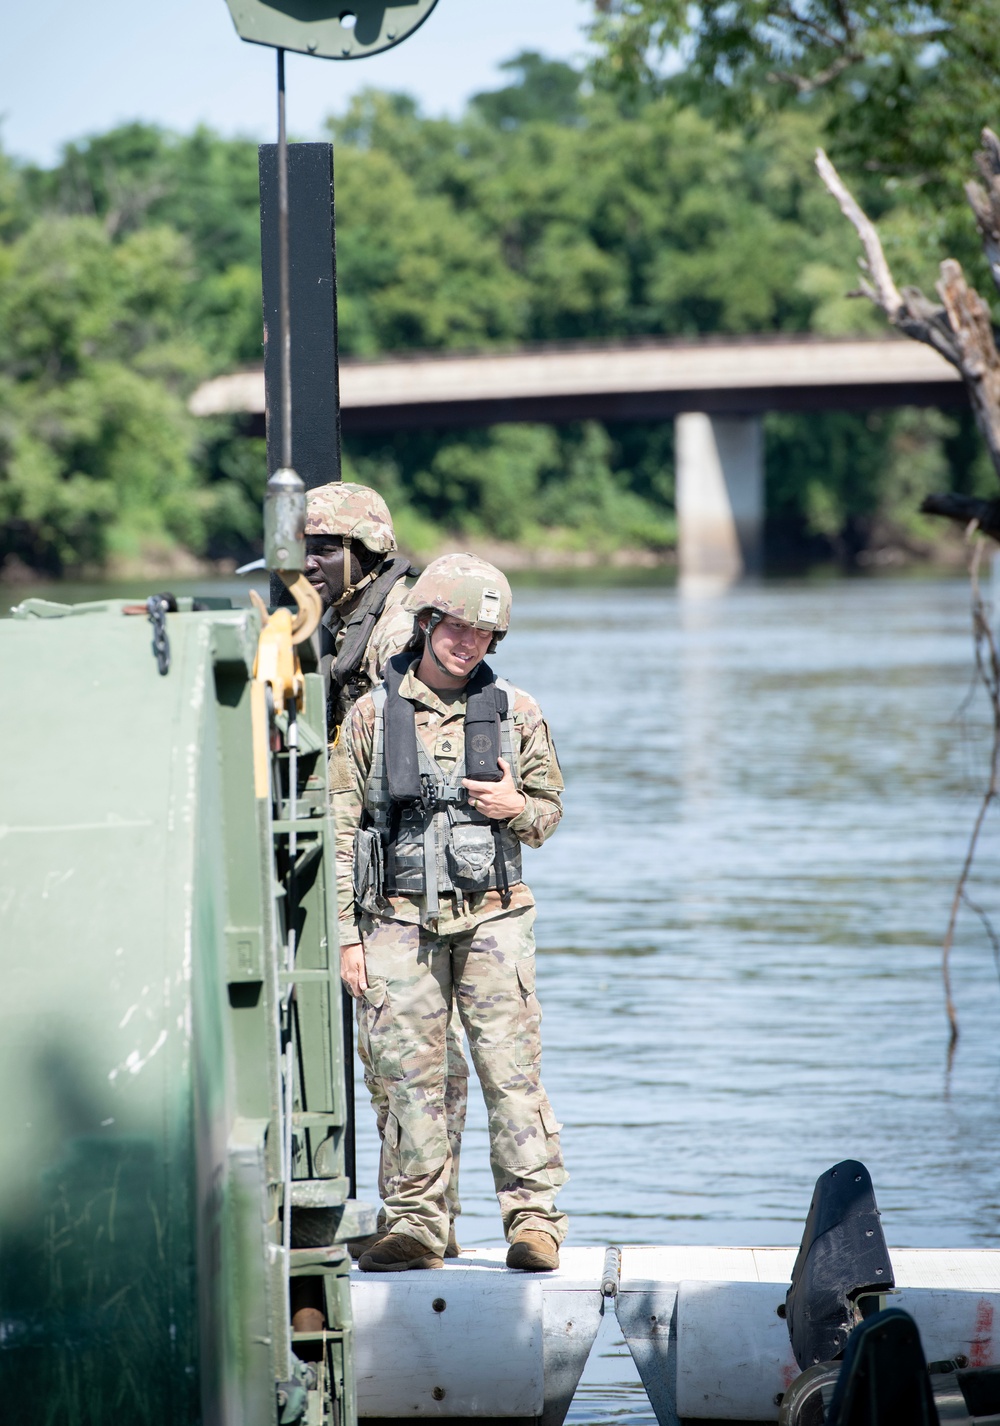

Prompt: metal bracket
[{"left": 224, "top": 0, "right": 439, "bottom": 60}]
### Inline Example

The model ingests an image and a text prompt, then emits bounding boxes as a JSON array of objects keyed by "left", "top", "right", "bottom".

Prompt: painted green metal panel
[
  {"left": 0, "top": 605, "right": 222, "bottom": 1418},
  {"left": 0, "top": 600, "right": 358, "bottom": 1425}
]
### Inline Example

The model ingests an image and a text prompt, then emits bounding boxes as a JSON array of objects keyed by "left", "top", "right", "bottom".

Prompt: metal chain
[{"left": 146, "top": 595, "right": 171, "bottom": 676}]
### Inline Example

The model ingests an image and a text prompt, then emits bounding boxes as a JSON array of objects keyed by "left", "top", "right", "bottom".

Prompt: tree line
[{"left": 0, "top": 45, "right": 993, "bottom": 576}]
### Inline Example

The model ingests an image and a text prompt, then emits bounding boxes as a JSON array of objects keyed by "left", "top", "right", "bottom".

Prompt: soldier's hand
[
  {"left": 462, "top": 758, "right": 526, "bottom": 821},
  {"left": 340, "top": 940, "right": 369, "bottom": 998}
]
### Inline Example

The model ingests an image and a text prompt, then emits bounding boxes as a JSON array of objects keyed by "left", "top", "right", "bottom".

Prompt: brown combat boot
[
  {"left": 351, "top": 1223, "right": 459, "bottom": 1261},
  {"left": 506, "top": 1230, "right": 560, "bottom": 1272},
  {"left": 347, "top": 1231, "right": 383, "bottom": 1262},
  {"left": 358, "top": 1232, "right": 444, "bottom": 1273}
]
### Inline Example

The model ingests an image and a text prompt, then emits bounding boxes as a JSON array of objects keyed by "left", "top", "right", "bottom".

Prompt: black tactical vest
[{"left": 355, "top": 656, "right": 522, "bottom": 922}]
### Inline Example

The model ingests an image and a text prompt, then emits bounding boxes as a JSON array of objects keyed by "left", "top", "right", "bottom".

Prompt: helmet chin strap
[{"left": 331, "top": 536, "right": 380, "bottom": 609}]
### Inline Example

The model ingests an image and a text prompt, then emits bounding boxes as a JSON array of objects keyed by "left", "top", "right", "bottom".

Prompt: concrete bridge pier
[{"left": 676, "top": 413, "right": 763, "bottom": 587}]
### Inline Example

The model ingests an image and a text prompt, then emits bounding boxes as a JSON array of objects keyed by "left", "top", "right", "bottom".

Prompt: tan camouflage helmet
[
  {"left": 305, "top": 481, "right": 396, "bottom": 554},
  {"left": 403, "top": 553, "right": 512, "bottom": 638}
]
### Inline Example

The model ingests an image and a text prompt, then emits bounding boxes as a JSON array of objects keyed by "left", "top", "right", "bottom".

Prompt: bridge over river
[{"left": 190, "top": 333, "right": 964, "bottom": 582}]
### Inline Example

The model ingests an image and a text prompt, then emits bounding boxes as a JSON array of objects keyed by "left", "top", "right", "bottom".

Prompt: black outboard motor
[
  {"left": 780, "top": 1162, "right": 1000, "bottom": 1425},
  {"left": 779, "top": 1160, "right": 894, "bottom": 1426},
  {"left": 785, "top": 1159, "right": 894, "bottom": 1370},
  {"left": 823, "top": 1308, "right": 940, "bottom": 1426}
]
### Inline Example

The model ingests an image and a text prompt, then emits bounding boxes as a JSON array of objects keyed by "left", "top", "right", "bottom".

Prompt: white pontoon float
[{"left": 350, "top": 1163, "right": 1000, "bottom": 1425}]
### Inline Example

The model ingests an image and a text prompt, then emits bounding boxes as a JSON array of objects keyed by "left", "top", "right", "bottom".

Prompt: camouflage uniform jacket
[{"left": 331, "top": 663, "right": 564, "bottom": 942}]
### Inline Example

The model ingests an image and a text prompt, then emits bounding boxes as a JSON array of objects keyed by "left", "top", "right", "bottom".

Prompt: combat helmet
[
  {"left": 305, "top": 482, "right": 396, "bottom": 554},
  {"left": 403, "top": 553, "right": 512, "bottom": 649}
]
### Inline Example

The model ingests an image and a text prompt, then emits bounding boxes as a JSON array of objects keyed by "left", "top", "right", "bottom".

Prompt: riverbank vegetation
[{"left": 0, "top": 42, "right": 995, "bottom": 577}]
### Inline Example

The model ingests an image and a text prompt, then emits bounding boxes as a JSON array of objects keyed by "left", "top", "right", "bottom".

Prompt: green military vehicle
[
  {"left": 0, "top": 13, "right": 438, "bottom": 1419},
  {"left": 0, "top": 476, "right": 369, "bottom": 1425}
]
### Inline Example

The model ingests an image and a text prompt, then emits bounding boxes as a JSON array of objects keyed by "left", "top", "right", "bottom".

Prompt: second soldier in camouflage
[{"left": 331, "top": 553, "right": 569, "bottom": 1272}]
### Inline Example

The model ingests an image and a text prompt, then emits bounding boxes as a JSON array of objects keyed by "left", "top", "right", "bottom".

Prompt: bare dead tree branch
[
  {"left": 816, "top": 138, "right": 1000, "bottom": 1058},
  {"left": 769, "top": 51, "right": 861, "bottom": 93},
  {"left": 940, "top": 534, "right": 1000, "bottom": 1051},
  {"left": 961, "top": 889, "right": 1000, "bottom": 986},
  {"left": 814, "top": 148, "right": 903, "bottom": 314},
  {"left": 769, "top": 5, "right": 841, "bottom": 49},
  {"left": 772, "top": 2, "right": 848, "bottom": 49},
  {"left": 816, "top": 145, "right": 1000, "bottom": 483},
  {"left": 921, "top": 491, "right": 1000, "bottom": 541},
  {"left": 966, "top": 128, "right": 1000, "bottom": 298}
]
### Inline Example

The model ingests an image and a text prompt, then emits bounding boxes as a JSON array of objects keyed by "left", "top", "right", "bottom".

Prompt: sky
[{"left": 3, "top": 0, "right": 595, "bottom": 166}]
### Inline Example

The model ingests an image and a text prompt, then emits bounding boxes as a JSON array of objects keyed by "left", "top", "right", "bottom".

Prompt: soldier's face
[
  {"left": 423, "top": 614, "right": 492, "bottom": 682},
  {"left": 304, "top": 536, "right": 347, "bottom": 609}
]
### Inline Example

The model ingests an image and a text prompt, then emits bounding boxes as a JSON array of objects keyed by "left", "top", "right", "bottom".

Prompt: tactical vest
[
  {"left": 355, "top": 656, "right": 522, "bottom": 922},
  {"left": 321, "top": 555, "right": 414, "bottom": 735}
]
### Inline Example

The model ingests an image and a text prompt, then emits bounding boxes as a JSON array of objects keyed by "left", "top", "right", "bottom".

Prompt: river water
[
  {"left": 498, "top": 572, "right": 1000, "bottom": 1250},
  {"left": 8, "top": 571, "right": 1000, "bottom": 1421},
  {"left": 357, "top": 572, "right": 998, "bottom": 1424}
]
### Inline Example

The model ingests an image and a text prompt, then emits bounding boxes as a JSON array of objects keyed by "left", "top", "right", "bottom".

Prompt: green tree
[
  {"left": 0, "top": 48, "right": 982, "bottom": 575},
  {"left": 331, "top": 132, "right": 528, "bottom": 353},
  {"left": 471, "top": 51, "right": 585, "bottom": 129},
  {"left": 22, "top": 123, "right": 265, "bottom": 370},
  {"left": 331, "top": 83, "right": 868, "bottom": 344},
  {"left": 589, "top": 2, "right": 1000, "bottom": 190},
  {"left": 0, "top": 214, "right": 206, "bottom": 573},
  {"left": 24, "top": 123, "right": 262, "bottom": 273}
]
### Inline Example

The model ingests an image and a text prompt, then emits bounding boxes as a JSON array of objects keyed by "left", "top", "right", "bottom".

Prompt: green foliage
[
  {"left": 471, "top": 51, "right": 585, "bottom": 129},
  {"left": 343, "top": 421, "right": 673, "bottom": 555},
  {"left": 765, "top": 407, "right": 961, "bottom": 560},
  {"left": 0, "top": 46, "right": 990, "bottom": 575},
  {"left": 327, "top": 85, "right": 861, "bottom": 345},
  {"left": 0, "top": 213, "right": 207, "bottom": 572},
  {"left": 589, "top": 3, "right": 999, "bottom": 172},
  {"left": 414, "top": 426, "right": 556, "bottom": 540},
  {"left": 333, "top": 139, "right": 528, "bottom": 354},
  {"left": 0, "top": 148, "right": 26, "bottom": 242},
  {"left": 23, "top": 122, "right": 262, "bottom": 273},
  {"left": 195, "top": 424, "right": 269, "bottom": 560},
  {"left": 589, "top": 1, "right": 1000, "bottom": 287}
]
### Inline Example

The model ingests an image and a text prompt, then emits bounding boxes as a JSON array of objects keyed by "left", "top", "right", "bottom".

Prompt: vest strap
[{"left": 383, "top": 653, "right": 423, "bottom": 801}]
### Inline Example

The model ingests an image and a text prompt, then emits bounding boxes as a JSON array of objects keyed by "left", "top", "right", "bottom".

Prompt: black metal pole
[
  {"left": 259, "top": 143, "right": 341, "bottom": 491},
  {"left": 342, "top": 987, "right": 357, "bottom": 1197},
  {"left": 276, "top": 47, "right": 292, "bottom": 473}
]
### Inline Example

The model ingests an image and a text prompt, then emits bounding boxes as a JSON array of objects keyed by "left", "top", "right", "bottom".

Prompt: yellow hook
[{"left": 249, "top": 571, "right": 323, "bottom": 798}]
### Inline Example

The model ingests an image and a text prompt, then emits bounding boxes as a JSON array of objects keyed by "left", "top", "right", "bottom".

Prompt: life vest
[{"left": 355, "top": 654, "right": 522, "bottom": 921}]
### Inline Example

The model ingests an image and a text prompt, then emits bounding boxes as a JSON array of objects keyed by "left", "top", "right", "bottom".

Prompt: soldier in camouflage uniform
[
  {"left": 305, "top": 482, "right": 414, "bottom": 729},
  {"left": 331, "top": 554, "right": 569, "bottom": 1273},
  {"left": 306, "top": 483, "right": 469, "bottom": 1257}
]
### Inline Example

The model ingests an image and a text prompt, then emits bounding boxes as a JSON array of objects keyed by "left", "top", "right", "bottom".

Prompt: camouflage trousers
[
  {"left": 356, "top": 1000, "right": 469, "bottom": 1230},
  {"left": 358, "top": 905, "right": 569, "bottom": 1257}
]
